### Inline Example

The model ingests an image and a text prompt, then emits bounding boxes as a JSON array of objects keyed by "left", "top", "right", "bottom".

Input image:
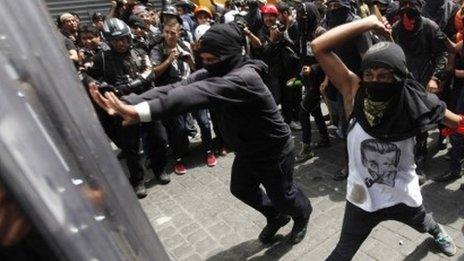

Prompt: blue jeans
[{"left": 191, "top": 109, "right": 213, "bottom": 153}]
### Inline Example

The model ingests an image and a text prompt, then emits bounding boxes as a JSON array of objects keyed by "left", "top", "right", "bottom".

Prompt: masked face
[
  {"left": 399, "top": 2, "right": 421, "bottom": 31},
  {"left": 361, "top": 67, "right": 402, "bottom": 125},
  {"left": 326, "top": 2, "right": 349, "bottom": 27}
]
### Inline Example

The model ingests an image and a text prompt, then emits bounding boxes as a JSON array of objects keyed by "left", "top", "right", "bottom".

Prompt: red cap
[{"left": 261, "top": 4, "right": 278, "bottom": 15}]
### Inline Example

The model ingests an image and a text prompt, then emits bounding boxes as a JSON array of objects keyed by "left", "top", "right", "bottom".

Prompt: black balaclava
[
  {"left": 199, "top": 22, "right": 247, "bottom": 77},
  {"left": 398, "top": 0, "right": 422, "bottom": 32},
  {"left": 352, "top": 42, "right": 446, "bottom": 142},
  {"left": 297, "top": 2, "right": 320, "bottom": 39},
  {"left": 326, "top": 0, "right": 353, "bottom": 28}
]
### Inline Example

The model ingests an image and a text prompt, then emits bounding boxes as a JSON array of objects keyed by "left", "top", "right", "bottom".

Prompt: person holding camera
[
  {"left": 256, "top": 4, "right": 300, "bottom": 129},
  {"left": 83, "top": 18, "right": 171, "bottom": 198},
  {"left": 151, "top": 18, "right": 217, "bottom": 173}
]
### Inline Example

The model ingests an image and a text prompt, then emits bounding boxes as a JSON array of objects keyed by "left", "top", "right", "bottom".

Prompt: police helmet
[{"left": 102, "top": 18, "right": 131, "bottom": 41}]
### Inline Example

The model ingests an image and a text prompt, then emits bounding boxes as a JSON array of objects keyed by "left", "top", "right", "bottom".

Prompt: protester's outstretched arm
[{"left": 311, "top": 15, "right": 391, "bottom": 98}]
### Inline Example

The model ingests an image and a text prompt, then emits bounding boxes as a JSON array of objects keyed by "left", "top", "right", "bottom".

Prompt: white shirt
[{"left": 346, "top": 122, "right": 423, "bottom": 212}]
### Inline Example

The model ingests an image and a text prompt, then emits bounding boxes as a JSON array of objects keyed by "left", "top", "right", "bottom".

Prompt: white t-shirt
[{"left": 346, "top": 122, "right": 423, "bottom": 212}]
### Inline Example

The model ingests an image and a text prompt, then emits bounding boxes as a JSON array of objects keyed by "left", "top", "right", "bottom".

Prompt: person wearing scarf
[
  {"left": 392, "top": 0, "right": 449, "bottom": 182},
  {"left": 89, "top": 22, "right": 312, "bottom": 245},
  {"left": 312, "top": 15, "right": 462, "bottom": 259}
]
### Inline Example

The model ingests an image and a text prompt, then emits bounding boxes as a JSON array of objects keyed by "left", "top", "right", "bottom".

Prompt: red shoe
[
  {"left": 206, "top": 153, "right": 217, "bottom": 167},
  {"left": 174, "top": 161, "right": 187, "bottom": 175}
]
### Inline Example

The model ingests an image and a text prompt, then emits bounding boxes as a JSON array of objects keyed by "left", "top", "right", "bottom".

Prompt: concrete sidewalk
[{"left": 139, "top": 131, "right": 464, "bottom": 261}]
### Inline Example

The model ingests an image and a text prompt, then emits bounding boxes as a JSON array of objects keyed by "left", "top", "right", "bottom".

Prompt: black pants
[
  {"left": 282, "top": 85, "right": 302, "bottom": 124},
  {"left": 327, "top": 201, "right": 438, "bottom": 261},
  {"left": 300, "top": 65, "right": 329, "bottom": 145},
  {"left": 163, "top": 115, "right": 189, "bottom": 159},
  {"left": 230, "top": 150, "right": 311, "bottom": 220},
  {"left": 99, "top": 113, "right": 143, "bottom": 185},
  {"left": 142, "top": 120, "right": 168, "bottom": 175}
]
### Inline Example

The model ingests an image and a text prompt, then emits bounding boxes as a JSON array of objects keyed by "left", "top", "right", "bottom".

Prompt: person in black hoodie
[
  {"left": 322, "top": 0, "right": 373, "bottom": 181},
  {"left": 89, "top": 22, "right": 312, "bottom": 245},
  {"left": 392, "top": 0, "right": 449, "bottom": 182},
  {"left": 295, "top": 2, "right": 331, "bottom": 163}
]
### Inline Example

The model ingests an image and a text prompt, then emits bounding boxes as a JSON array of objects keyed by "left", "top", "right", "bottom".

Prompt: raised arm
[
  {"left": 311, "top": 15, "right": 389, "bottom": 98},
  {"left": 311, "top": 15, "right": 391, "bottom": 117}
]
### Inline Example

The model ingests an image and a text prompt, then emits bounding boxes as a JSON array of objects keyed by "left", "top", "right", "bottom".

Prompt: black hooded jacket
[
  {"left": 392, "top": 17, "right": 448, "bottom": 87},
  {"left": 123, "top": 60, "right": 293, "bottom": 160}
]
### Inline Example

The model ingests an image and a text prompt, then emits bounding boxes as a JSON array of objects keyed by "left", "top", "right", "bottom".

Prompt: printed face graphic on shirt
[{"left": 361, "top": 139, "right": 401, "bottom": 188}]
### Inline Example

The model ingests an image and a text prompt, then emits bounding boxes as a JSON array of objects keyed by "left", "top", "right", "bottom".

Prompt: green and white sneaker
[{"left": 434, "top": 226, "right": 456, "bottom": 256}]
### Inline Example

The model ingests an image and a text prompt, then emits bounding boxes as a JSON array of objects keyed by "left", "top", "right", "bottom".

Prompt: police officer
[
  {"left": 90, "top": 22, "right": 312, "bottom": 244},
  {"left": 83, "top": 18, "right": 170, "bottom": 198}
]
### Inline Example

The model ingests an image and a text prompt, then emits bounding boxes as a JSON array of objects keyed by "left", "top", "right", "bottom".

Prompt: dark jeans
[
  {"left": 230, "top": 150, "right": 311, "bottom": 220},
  {"left": 282, "top": 85, "right": 302, "bottom": 124},
  {"left": 210, "top": 109, "right": 225, "bottom": 150},
  {"left": 99, "top": 113, "right": 143, "bottom": 185},
  {"left": 448, "top": 86, "right": 464, "bottom": 173},
  {"left": 191, "top": 109, "right": 213, "bottom": 152},
  {"left": 141, "top": 120, "right": 168, "bottom": 175},
  {"left": 327, "top": 201, "right": 438, "bottom": 261},
  {"left": 163, "top": 115, "right": 189, "bottom": 159},
  {"left": 300, "top": 66, "right": 328, "bottom": 145}
]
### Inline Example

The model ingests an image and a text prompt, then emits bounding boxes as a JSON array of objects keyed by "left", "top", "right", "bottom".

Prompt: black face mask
[
  {"left": 362, "top": 81, "right": 402, "bottom": 102},
  {"left": 203, "top": 54, "right": 243, "bottom": 77},
  {"left": 327, "top": 7, "right": 349, "bottom": 26}
]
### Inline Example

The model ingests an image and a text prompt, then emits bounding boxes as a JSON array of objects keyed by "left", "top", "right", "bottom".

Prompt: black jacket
[
  {"left": 123, "top": 60, "right": 293, "bottom": 160},
  {"left": 392, "top": 17, "right": 448, "bottom": 87}
]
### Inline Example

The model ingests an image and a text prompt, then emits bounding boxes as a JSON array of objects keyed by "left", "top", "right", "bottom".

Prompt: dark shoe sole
[{"left": 259, "top": 216, "right": 291, "bottom": 244}]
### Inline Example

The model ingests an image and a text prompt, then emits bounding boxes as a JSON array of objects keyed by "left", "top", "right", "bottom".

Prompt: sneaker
[
  {"left": 258, "top": 215, "right": 291, "bottom": 244},
  {"left": 289, "top": 121, "right": 302, "bottom": 131},
  {"left": 433, "top": 170, "right": 462, "bottom": 182},
  {"left": 174, "top": 160, "right": 187, "bottom": 175},
  {"left": 206, "top": 153, "right": 217, "bottom": 167},
  {"left": 333, "top": 167, "right": 348, "bottom": 181},
  {"left": 296, "top": 143, "right": 314, "bottom": 163},
  {"left": 133, "top": 183, "right": 147, "bottom": 199},
  {"left": 156, "top": 172, "right": 171, "bottom": 185},
  {"left": 434, "top": 226, "right": 456, "bottom": 256},
  {"left": 289, "top": 206, "right": 311, "bottom": 244},
  {"left": 216, "top": 147, "right": 228, "bottom": 157}
]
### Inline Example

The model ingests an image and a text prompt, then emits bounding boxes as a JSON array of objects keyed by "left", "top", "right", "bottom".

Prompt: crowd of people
[{"left": 54, "top": 0, "right": 464, "bottom": 258}]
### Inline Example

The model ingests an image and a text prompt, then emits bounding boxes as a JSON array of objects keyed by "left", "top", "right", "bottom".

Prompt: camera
[
  {"left": 274, "top": 21, "right": 287, "bottom": 32},
  {"left": 98, "top": 82, "right": 117, "bottom": 95}
]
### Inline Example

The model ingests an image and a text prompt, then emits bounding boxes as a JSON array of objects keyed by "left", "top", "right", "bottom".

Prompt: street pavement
[{"left": 138, "top": 128, "right": 464, "bottom": 261}]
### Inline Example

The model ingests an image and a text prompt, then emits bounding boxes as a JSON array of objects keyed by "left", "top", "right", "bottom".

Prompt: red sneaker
[
  {"left": 206, "top": 153, "right": 217, "bottom": 167},
  {"left": 174, "top": 161, "right": 187, "bottom": 175}
]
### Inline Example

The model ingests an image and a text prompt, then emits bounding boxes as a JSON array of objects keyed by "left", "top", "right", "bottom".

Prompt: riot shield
[{"left": 0, "top": 1, "right": 170, "bottom": 260}]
